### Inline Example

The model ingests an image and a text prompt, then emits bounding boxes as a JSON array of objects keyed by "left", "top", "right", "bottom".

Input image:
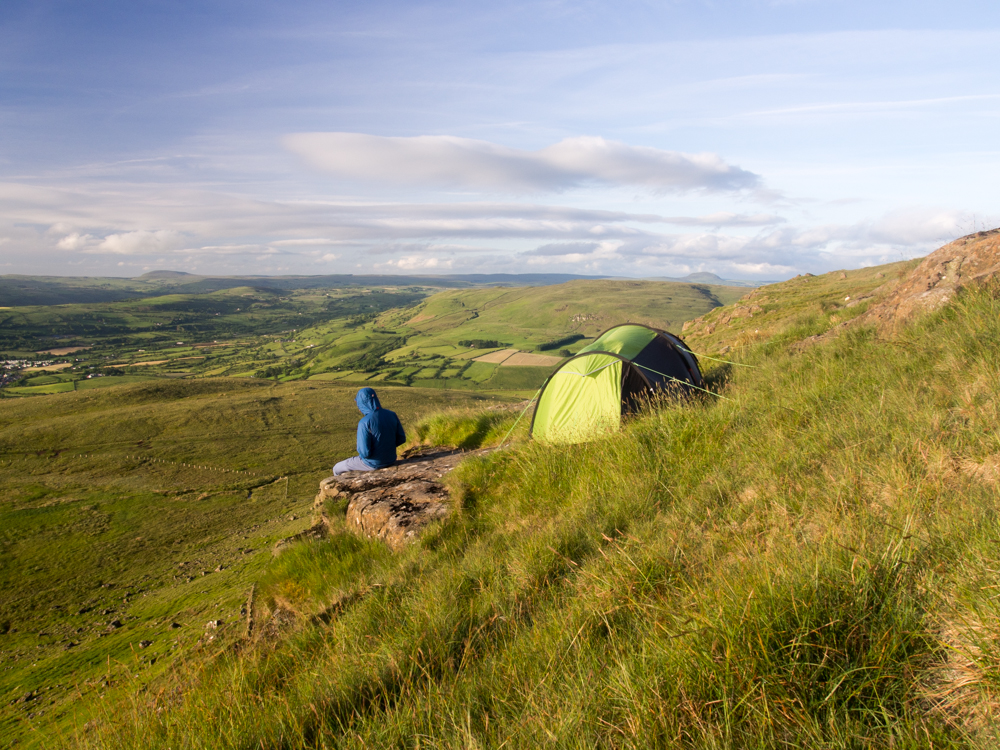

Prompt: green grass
[
  {"left": 400, "top": 279, "right": 743, "bottom": 347},
  {"left": 483, "top": 365, "right": 554, "bottom": 391},
  {"left": 2, "top": 278, "right": 743, "bottom": 401},
  {"left": 0, "top": 379, "right": 501, "bottom": 748},
  {"left": 67, "top": 277, "right": 1000, "bottom": 747},
  {"left": 682, "top": 260, "right": 920, "bottom": 354},
  {"left": 464, "top": 361, "right": 498, "bottom": 382},
  {"left": 408, "top": 404, "right": 527, "bottom": 450}
]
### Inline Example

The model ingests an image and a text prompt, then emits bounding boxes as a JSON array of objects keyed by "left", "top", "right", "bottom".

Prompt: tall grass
[
  {"left": 79, "top": 285, "right": 1000, "bottom": 749},
  {"left": 408, "top": 402, "right": 528, "bottom": 450}
]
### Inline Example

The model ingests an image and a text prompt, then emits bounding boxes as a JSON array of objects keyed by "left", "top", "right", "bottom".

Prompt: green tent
[{"left": 529, "top": 324, "right": 703, "bottom": 444}]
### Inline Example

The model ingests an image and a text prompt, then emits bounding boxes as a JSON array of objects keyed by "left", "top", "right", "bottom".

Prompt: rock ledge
[{"left": 313, "top": 448, "right": 492, "bottom": 549}]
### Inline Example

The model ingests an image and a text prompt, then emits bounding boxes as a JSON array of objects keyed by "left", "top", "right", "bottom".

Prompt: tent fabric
[
  {"left": 577, "top": 325, "right": 657, "bottom": 360},
  {"left": 530, "top": 353, "right": 624, "bottom": 444},
  {"left": 530, "top": 324, "right": 703, "bottom": 444}
]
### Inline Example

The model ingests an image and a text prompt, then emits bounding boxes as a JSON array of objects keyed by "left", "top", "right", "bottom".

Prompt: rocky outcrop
[
  {"left": 856, "top": 229, "right": 1000, "bottom": 331},
  {"left": 313, "top": 448, "right": 493, "bottom": 550},
  {"left": 681, "top": 229, "right": 1000, "bottom": 348}
]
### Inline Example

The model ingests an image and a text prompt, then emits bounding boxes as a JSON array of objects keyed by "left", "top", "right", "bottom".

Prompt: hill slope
[
  {"left": 72, "top": 237, "right": 1000, "bottom": 748},
  {"left": 0, "top": 379, "right": 498, "bottom": 748}
]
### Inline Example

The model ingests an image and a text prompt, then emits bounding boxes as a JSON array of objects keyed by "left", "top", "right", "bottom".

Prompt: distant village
[{"left": 0, "top": 358, "right": 71, "bottom": 388}]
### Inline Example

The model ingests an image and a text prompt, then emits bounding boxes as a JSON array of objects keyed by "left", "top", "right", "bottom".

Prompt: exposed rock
[
  {"left": 857, "top": 229, "right": 1000, "bottom": 331},
  {"left": 314, "top": 448, "right": 493, "bottom": 550}
]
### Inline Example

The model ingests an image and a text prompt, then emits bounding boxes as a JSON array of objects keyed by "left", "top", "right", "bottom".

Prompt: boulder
[
  {"left": 858, "top": 229, "right": 1000, "bottom": 331},
  {"left": 314, "top": 448, "right": 492, "bottom": 550}
]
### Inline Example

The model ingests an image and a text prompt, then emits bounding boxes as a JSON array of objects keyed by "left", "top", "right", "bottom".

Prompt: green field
[
  {"left": 3, "top": 277, "right": 741, "bottom": 398},
  {"left": 0, "top": 379, "right": 503, "bottom": 748}
]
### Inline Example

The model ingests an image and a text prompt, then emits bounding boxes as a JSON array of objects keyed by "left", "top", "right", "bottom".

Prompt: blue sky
[{"left": 2, "top": 0, "right": 999, "bottom": 280}]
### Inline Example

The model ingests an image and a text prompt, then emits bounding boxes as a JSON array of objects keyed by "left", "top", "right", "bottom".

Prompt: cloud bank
[
  {"left": 1, "top": 175, "right": 977, "bottom": 280},
  {"left": 283, "top": 133, "right": 760, "bottom": 193}
]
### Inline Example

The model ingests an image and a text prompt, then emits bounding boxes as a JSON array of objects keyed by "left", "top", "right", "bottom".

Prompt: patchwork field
[{"left": 3, "top": 277, "right": 743, "bottom": 398}]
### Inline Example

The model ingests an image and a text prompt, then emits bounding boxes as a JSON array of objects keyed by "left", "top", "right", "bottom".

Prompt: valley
[
  {"left": 0, "top": 272, "right": 742, "bottom": 747},
  {"left": 6, "top": 246, "right": 999, "bottom": 748}
]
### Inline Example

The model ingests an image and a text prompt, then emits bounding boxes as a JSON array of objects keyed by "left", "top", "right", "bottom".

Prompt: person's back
[{"left": 333, "top": 387, "right": 405, "bottom": 475}]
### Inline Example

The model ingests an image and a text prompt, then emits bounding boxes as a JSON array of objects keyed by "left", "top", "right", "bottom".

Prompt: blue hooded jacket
[{"left": 355, "top": 387, "right": 406, "bottom": 469}]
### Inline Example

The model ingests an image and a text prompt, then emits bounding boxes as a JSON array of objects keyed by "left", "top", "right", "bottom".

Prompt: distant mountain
[
  {"left": 0, "top": 270, "right": 764, "bottom": 307},
  {"left": 137, "top": 270, "right": 200, "bottom": 280},
  {"left": 0, "top": 272, "right": 616, "bottom": 306},
  {"left": 648, "top": 272, "right": 772, "bottom": 288}
]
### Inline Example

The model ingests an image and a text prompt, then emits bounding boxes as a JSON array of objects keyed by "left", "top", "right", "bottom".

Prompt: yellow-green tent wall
[{"left": 531, "top": 353, "right": 623, "bottom": 444}]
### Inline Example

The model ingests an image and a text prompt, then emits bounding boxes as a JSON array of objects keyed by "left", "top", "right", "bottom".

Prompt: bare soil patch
[
  {"left": 502, "top": 351, "right": 563, "bottom": 367},
  {"left": 474, "top": 349, "right": 518, "bottom": 364},
  {"left": 36, "top": 346, "right": 90, "bottom": 355},
  {"left": 23, "top": 362, "right": 73, "bottom": 372}
]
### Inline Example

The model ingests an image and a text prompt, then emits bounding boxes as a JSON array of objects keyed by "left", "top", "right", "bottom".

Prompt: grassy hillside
[
  {"left": 3, "top": 278, "right": 739, "bottom": 398},
  {"left": 395, "top": 278, "right": 742, "bottom": 344},
  {"left": 361, "top": 279, "right": 744, "bottom": 393},
  {"left": 0, "top": 272, "right": 617, "bottom": 307},
  {"left": 67, "top": 268, "right": 1000, "bottom": 747},
  {"left": 0, "top": 379, "right": 500, "bottom": 748},
  {"left": 682, "top": 260, "right": 920, "bottom": 354}
]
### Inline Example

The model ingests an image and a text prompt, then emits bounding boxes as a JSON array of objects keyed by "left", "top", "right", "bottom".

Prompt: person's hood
[{"left": 355, "top": 387, "right": 381, "bottom": 415}]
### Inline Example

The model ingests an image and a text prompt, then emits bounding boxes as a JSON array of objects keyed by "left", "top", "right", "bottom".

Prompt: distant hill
[
  {"left": 0, "top": 271, "right": 613, "bottom": 306},
  {"left": 649, "top": 272, "right": 771, "bottom": 288},
  {"left": 395, "top": 278, "right": 747, "bottom": 348},
  {"left": 0, "top": 275, "right": 144, "bottom": 306},
  {"left": 136, "top": 270, "right": 200, "bottom": 280},
  {"left": 0, "top": 269, "right": 775, "bottom": 308}
]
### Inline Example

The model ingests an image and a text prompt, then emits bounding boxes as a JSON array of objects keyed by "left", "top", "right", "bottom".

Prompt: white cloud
[
  {"left": 272, "top": 238, "right": 349, "bottom": 246},
  {"left": 527, "top": 241, "right": 601, "bottom": 256},
  {"left": 199, "top": 244, "right": 274, "bottom": 254},
  {"left": 662, "top": 212, "right": 786, "bottom": 227},
  {"left": 867, "top": 208, "right": 966, "bottom": 245},
  {"left": 92, "top": 229, "right": 186, "bottom": 255},
  {"left": 378, "top": 256, "right": 453, "bottom": 271},
  {"left": 57, "top": 232, "right": 97, "bottom": 250},
  {"left": 283, "top": 133, "right": 760, "bottom": 193}
]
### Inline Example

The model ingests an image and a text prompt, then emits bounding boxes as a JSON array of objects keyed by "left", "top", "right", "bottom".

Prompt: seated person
[{"left": 332, "top": 387, "right": 406, "bottom": 475}]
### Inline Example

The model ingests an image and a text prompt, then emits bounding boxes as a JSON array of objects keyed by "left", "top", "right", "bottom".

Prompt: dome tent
[{"left": 529, "top": 323, "right": 704, "bottom": 444}]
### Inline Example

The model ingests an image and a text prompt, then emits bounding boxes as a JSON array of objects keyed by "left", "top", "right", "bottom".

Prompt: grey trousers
[{"left": 332, "top": 455, "right": 376, "bottom": 475}]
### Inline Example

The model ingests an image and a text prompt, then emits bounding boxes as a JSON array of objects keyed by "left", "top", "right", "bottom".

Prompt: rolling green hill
[
  {"left": 0, "top": 272, "right": 617, "bottom": 307},
  {"left": 63, "top": 250, "right": 1000, "bottom": 749},
  {"left": 3, "top": 278, "right": 742, "bottom": 399},
  {"left": 395, "top": 278, "right": 742, "bottom": 343},
  {"left": 15, "top": 256, "right": 1000, "bottom": 748}
]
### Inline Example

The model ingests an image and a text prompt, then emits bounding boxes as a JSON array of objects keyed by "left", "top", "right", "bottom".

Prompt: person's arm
[
  {"left": 395, "top": 414, "right": 406, "bottom": 447},
  {"left": 357, "top": 418, "right": 375, "bottom": 459}
]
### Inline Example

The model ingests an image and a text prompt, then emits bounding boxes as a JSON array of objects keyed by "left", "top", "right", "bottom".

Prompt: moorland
[
  {"left": 6, "top": 238, "right": 1000, "bottom": 748},
  {"left": 0, "top": 271, "right": 744, "bottom": 747}
]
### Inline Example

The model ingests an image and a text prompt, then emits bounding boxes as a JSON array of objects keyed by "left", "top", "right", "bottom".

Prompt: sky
[{"left": 2, "top": 0, "right": 999, "bottom": 281}]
